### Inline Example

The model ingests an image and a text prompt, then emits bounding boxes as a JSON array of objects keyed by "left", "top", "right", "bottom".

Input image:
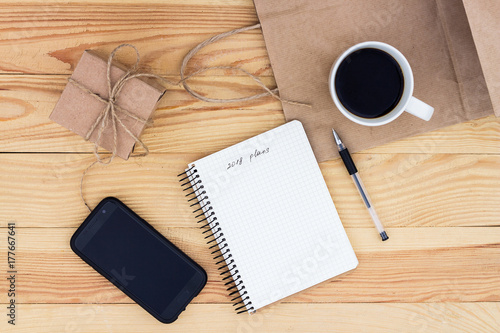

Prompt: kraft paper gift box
[{"left": 50, "top": 50, "right": 166, "bottom": 160}]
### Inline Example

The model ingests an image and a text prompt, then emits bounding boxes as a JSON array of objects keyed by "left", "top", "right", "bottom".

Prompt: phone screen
[{"left": 71, "top": 198, "right": 206, "bottom": 322}]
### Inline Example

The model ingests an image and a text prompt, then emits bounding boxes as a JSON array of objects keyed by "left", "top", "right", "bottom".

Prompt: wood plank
[
  {"left": 0, "top": 227, "right": 498, "bottom": 304},
  {"left": 0, "top": 153, "right": 498, "bottom": 228},
  {"left": 0, "top": 0, "right": 252, "bottom": 3},
  {"left": 0, "top": 0, "right": 253, "bottom": 4},
  {"left": 0, "top": 75, "right": 499, "bottom": 154},
  {"left": 1, "top": 303, "right": 500, "bottom": 333},
  {"left": 0, "top": 75, "right": 285, "bottom": 154},
  {"left": 363, "top": 114, "right": 500, "bottom": 155},
  {"left": 0, "top": 3, "right": 264, "bottom": 75}
]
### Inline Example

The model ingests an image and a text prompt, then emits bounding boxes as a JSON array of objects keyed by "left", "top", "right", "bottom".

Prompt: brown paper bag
[
  {"left": 463, "top": 0, "right": 500, "bottom": 117},
  {"left": 253, "top": 0, "right": 496, "bottom": 162}
]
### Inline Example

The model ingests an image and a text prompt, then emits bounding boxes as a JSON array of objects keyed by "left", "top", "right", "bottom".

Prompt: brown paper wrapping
[
  {"left": 253, "top": 0, "right": 496, "bottom": 162},
  {"left": 50, "top": 51, "right": 166, "bottom": 160}
]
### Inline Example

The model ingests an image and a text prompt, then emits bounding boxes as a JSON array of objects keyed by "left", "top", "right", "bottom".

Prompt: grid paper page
[{"left": 189, "top": 120, "right": 358, "bottom": 312}]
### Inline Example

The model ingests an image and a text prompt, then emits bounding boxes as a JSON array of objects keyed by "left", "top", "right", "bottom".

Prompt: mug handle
[{"left": 405, "top": 97, "right": 434, "bottom": 121}]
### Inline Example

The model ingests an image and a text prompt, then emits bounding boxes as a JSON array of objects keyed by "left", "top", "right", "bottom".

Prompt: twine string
[
  {"left": 76, "top": 24, "right": 310, "bottom": 211},
  {"left": 179, "top": 23, "right": 310, "bottom": 107}
]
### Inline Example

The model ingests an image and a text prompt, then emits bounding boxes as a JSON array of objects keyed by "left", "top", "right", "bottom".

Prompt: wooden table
[{"left": 1, "top": 1, "right": 499, "bottom": 332}]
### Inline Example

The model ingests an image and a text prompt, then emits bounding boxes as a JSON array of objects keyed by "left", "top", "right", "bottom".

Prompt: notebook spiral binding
[{"left": 178, "top": 165, "right": 254, "bottom": 314}]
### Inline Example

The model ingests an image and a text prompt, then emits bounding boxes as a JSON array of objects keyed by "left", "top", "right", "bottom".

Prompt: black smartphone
[{"left": 70, "top": 197, "right": 207, "bottom": 323}]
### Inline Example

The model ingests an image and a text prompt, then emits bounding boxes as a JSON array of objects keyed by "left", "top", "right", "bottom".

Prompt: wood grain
[
  {"left": 0, "top": 75, "right": 285, "bottom": 154},
  {"left": 0, "top": 3, "right": 264, "bottom": 75},
  {"left": 0, "top": 227, "right": 498, "bottom": 305},
  {"left": 1, "top": 303, "right": 499, "bottom": 333},
  {"left": 0, "top": 74, "right": 499, "bottom": 154},
  {"left": 0, "top": 153, "right": 498, "bottom": 228}
]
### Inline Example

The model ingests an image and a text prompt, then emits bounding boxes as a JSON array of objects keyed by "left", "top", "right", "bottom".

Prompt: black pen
[{"left": 332, "top": 129, "right": 388, "bottom": 241}]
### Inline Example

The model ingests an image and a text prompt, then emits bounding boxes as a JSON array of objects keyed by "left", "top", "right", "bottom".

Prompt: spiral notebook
[{"left": 179, "top": 121, "right": 358, "bottom": 313}]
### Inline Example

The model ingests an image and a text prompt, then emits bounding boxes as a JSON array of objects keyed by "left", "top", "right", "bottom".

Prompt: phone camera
[{"left": 102, "top": 209, "right": 107, "bottom": 214}]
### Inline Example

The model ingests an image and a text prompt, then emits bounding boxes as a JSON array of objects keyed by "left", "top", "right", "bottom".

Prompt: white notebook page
[{"left": 188, "top": 120, "right": 358, "bottom": 312}]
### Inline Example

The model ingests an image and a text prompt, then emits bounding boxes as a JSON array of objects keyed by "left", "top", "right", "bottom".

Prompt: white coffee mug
[{"left": 329, "top": 41, "right": 434, "bottom": 126}]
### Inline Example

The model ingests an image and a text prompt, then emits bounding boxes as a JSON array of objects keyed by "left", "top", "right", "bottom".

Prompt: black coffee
[{"left": 335, "top": 48, "right": 404, "bottom": 119}]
